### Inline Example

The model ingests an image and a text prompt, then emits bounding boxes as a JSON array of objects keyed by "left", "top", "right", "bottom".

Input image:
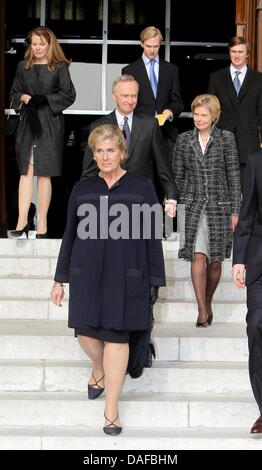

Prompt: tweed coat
[
  {"left": 54, "top": 172, "right": 166, "bottom": 331},
  {"left": 10, "top": 60, "right": 76, "bottom": 176},
  {"left": 172, "top": 125, "right": 241, "bottom": 262}
]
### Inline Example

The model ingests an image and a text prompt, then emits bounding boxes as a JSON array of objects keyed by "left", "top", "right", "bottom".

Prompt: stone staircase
[{"left": 0, "top": 239, "right": 260, "bottom": 450}]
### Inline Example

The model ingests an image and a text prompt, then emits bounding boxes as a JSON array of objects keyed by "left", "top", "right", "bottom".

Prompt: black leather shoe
[
  {"left": 250, "top": 415, "right": 262, "bottom": 433},
  {"left": 207, "top": 314, "right": 213, "bottom": 325},
  {"left": 103, "top": 414, "right": 122, "bottom": 436},
  {"left": 36, "top": 232, "right": 47, "bottom": 239},
  {"left": 144, "top": 340, "right": 156, "bottom": 368}
]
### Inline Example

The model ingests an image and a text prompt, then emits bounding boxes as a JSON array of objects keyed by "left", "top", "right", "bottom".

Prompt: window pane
[{"left": 171, "top": 0, "right": 236, "bottom": 42}]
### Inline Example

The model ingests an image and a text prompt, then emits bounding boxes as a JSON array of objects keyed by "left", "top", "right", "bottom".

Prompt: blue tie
[
  {"left": 149, "top": 59, "right": 158, "bottom": 97},
  {"left": 123, "top": 116, "right": 130, "bottom": 146},
  {"left": 234, "top": 71, "right": 241, "bottom": 95}
]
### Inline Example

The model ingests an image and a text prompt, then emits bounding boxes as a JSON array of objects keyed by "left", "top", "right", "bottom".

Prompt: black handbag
[{"left": 4, "top": 99, "right": 21, "bottom": 137}]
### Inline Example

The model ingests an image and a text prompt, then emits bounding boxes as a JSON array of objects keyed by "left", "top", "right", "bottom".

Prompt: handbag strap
[{"left": 7, "top": 97, "right": 14, "bottom": 121}]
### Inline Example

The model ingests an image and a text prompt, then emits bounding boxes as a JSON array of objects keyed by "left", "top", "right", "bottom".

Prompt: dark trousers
[
  {"left": 239, "top": 163, "right": 246, "bottom": 192},
  {"left": 246, "top": 274, "right": 262, "bottom": 414}
]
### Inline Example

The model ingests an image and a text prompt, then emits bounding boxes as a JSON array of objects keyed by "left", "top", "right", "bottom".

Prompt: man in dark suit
[
  {"left": 82, "top": 74, "right": 177, "bottom": 208},
  {"left": 122, "top": 26, "right": 184, "bottom": 161},
  {"left": 208, "top": 36, "right": 262, "bottom": 188},
  {"left": 232, "top": 148, "right": 262, "bottom": 434}
]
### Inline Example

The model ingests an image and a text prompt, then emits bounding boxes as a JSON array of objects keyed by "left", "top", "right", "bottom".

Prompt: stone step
[
  {"left": 0, "top": 360, "right": 251, "bottom": 394},
  {"left": 0, "top": 320, "right": 248, "bottom": 362},
  {"left": 0, "top": 238, "right": 175, "bottom": 257},
  {"left": 0, "top": 277, "right": 245, "bottom": 302},
  {"left": 0, "top": 238, "right": 61, "bottom": 257},
  {"left": 0, "top": 391, "right": 257, "bottom": 429},
  {"left": 0, "top": 255, "right": 234, "bottom": 281},
  {"left": 160, "top": 279, "right": 246, "bottom": 302},
  {"left": 155, "top": 300, "right": 246, "bottom": 323},
  {"left": 164, "top": 257, "right": 234, "bottom": 280},
  {"left": 0, "top": 299, "right": 246, "bottom": 323},
  {"left": 0, "top": 426, "right": 261, "bottom": 450}
]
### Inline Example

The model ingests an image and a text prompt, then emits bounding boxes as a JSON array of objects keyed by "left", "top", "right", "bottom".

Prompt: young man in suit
[
  {"left": 232, "top": 148, "right": 262, "bottom": 434},
  {"left": 208, "top": 36, "right": 262, "bottom": 188},
  {"left": 122, "top": 26, "right": 184, "bottom": 162}
]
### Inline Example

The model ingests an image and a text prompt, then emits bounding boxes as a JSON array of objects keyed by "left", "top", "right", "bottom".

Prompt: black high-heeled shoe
[
  {"left": 10, "top": 224, "right": 29, "bottom": 239},
  {"left": 195, "top": 320, "right": 208, "bottom": 328},
  {"left": 36, "top": 232, "right": 47, "bottom": 239},
  {"left": 207, "top": 314, "right": 213, "bottom": 325}
]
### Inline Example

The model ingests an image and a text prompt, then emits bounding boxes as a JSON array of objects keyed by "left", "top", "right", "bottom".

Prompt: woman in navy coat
[{"left": 51, "top": 124, "right": 165, "bottom": 435}]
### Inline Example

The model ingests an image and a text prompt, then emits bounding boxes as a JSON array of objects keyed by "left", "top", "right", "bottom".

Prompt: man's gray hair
[{"left": 112, "top": 74, "right": 139, "bottom": 93}]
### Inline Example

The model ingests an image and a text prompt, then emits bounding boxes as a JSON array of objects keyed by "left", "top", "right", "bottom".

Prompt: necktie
[
  {"left": 122, "top": 116, "right": 130, "bottom": 146},
  {"left": 149, "top": 59, "right": 158, "bottom": 97},
  {"left": 234, "top": 71, "right": 241, "bottom": 95}
]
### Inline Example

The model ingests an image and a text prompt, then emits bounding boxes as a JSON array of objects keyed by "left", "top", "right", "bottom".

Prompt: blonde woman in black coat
[
  {"left": 172, "top": 94, "right": 241, "bottom": 327},
  {"left": 9, "top": 26, "right": 76, "bottom": 239},
  {"left": 51, "top": 125, "right": 165, "bottom": 435}
]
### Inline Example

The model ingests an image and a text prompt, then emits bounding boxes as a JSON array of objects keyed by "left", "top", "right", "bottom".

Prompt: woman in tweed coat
[{"left": 172, "top": 94, "right": 241, "bottom": 327}]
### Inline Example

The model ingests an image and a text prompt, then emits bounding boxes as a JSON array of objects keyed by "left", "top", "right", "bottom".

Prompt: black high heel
[
  {"left": 207, "top": 314, "right": 213, "bottom": 326},
  {"left": 36, "top": 232, "right": 47, "bottom": 239},
  {"left": 195, "top": 321, "right": 208, "bottom": 328},
  {"left": 195, "top": 314, "right": 208, "bottom": 328},
  {"left": 10, "top": 224, "right": 29, "bottom": 239}
]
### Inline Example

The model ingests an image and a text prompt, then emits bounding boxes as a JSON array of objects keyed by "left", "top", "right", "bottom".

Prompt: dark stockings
[
  {"left": 206, "top": 260, "right": 222, "bottom": 316},
  {"left": 191, "top": 253, "right": 222, "bottom": 323}
]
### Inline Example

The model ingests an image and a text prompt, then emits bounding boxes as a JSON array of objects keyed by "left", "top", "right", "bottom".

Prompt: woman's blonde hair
[
  {"left": 24, "top": 26, "right": 71, "bottom": 71},
  {"left": 191, "top": 94, "right": 221, "bottom": 123},
  {"left": 88, "top": 124, "right": 128, "bottom": 159}
]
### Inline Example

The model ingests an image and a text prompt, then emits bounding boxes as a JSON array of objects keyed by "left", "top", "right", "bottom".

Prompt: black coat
[
  {"left": 122, "top": 58, "right": 184, "bottom": 147},
  {"left": 208, "top": 67, "right": 262, "bottom": 164},
  {"left": 81, "top": 111, "right": 177, "bottom": 199},
  {"left": 54, "top": 172, "right": 166, "bottom": 331},
  {"left": 10, "top": 61, "right": 76, "bottom": 176},
  {"left": 233, "top": 149, "right": 262, "bottom": 286}
]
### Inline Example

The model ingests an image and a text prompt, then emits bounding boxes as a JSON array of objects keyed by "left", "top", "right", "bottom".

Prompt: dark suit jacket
[
  {"left": 122, "top": 58, "right": 184, "bottom": 146},
  {"left": 81, "top": 111, "right": 177, "bottom": 199},
  {"left": 208, "top": 67, "right": 262, "bottom": 164},
  {"left": 233, "top": 149, "right": 262, "bottom": 286}
]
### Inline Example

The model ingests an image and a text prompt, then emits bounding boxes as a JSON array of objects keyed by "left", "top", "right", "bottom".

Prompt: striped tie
[{"left": 234, "top": 71, "right": 241, "bottom": 95}]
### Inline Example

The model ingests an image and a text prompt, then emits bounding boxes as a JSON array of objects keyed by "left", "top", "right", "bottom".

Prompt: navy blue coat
[{"left": 54, "top": 172, "right": 166, "bottom": 331}]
